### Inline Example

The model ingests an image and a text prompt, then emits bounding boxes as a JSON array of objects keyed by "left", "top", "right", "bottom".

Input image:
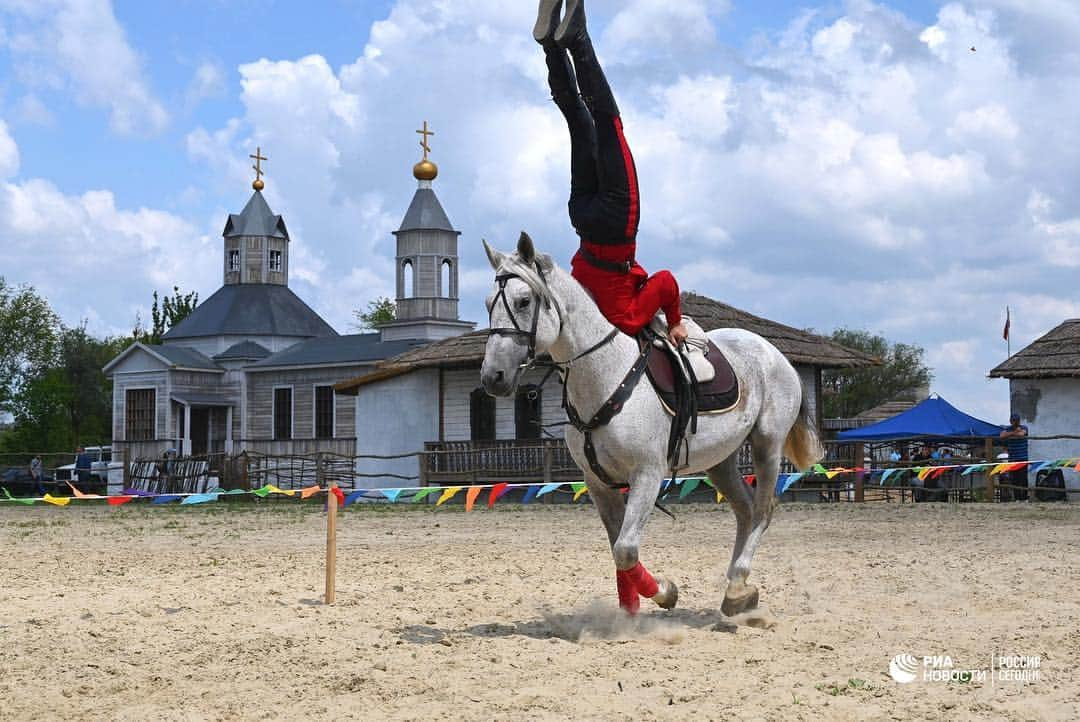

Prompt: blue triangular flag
[
  {"left": 536, "top": 483, "right": 562, "bottom": 497},
  {"left": 344, "top": 491, "right": 365, "bottom": 507},
  {"left": 380, "top": 488, "right": 403, "bottom": 502},
  {"left": 181, "top": 493, "right": 220, "bottom": 505},
  {"left": 521, "top": 485, "right": 540, "bottom": 504}
]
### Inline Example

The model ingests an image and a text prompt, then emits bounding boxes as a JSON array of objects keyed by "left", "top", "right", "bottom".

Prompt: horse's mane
[{"left": 496, "top": 251, "right": 561, "bottom": 313}]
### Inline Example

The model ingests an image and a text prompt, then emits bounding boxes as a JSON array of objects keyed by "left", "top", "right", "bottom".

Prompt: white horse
[{"left": 481, "top": 233, "right": 823, "bottom": 617}]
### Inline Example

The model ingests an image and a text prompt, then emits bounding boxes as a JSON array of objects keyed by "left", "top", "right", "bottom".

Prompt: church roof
[
  {"left": 395, "top": 187, "right": 456, "bottom": 233},
  {"left": 223, "top": 190, "right": 289, "bottom": 239},
  {"left": 248, "top": 334, "right": 427, "bottom": 370},
  {"left": 162, "top": 284, "right": 337, "bottom": 341},
  {"left": 213, "top": 341, "right": 272, "bottom": 361},
  {"left": 103, "top": 342, "right": 223, "bottom": 375},
  {"left": 153, "top": 345, "right": 222, "bottom": 370}
]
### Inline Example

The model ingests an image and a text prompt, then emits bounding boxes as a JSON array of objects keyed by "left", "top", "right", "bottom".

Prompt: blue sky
[{"left": 3, "top": 0, "right": 1080, "bottom": 423}]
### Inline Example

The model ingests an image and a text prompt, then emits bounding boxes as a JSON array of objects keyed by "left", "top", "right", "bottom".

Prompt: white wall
[
  {"left": 354, "top": 369, "right": 439, "bottom": 488},
  {"left": 441, "top": 367, "right": 565, "bottom": 442},
  {"left": 796, "top": 365, "right": 818, "bottom": 422},
  {"left": 1011, "top": 377, "right": 1080, "bottom": 491}
]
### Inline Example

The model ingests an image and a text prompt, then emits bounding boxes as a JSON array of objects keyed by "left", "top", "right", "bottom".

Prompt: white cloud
[
  {"left": 0, "top": 120, "right": 20, "bottom": 178},
  {"left": 186, "top": 61, "right": 227, "bottom": 107},
  {"left": 0, "top": 0, "right": 168, "bottom": 136}
]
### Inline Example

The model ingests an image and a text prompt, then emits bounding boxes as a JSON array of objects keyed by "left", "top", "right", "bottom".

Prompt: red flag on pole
[{"left": 1003, "top": 306, "right": 1010, "bottom": 341}]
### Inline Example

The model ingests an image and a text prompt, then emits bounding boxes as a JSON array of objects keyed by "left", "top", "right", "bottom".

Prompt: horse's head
[{"left": 480, "top": 232, "right": 562, "bottom": 397}]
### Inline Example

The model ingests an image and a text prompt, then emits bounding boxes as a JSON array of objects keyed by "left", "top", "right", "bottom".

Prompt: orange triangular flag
[
  {"left": 465, "top": 486, "right": 483, "bottom": 512},
  {"left": 300, "top": 485, "right": 321, "bottom": 499}
]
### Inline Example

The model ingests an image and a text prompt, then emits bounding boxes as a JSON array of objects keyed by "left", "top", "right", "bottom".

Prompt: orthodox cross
[
  {"left": 250, "top": 147, "right": 267, "bottom": 183},
  {"left": 416, "top": 121, "right": 434, "bottom": 160}
]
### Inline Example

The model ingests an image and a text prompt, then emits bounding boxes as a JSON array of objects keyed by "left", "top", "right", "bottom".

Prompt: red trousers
[{"left": 571, "top": 242, "right": 681, "bottom": 336}]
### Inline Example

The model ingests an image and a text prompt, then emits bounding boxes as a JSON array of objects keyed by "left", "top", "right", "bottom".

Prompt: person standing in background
[
  {"left": 29, "top": 455, "right": 43, "bottom": 495},
  {"left": 1000, "top": 413, "right": 1029, "bottom": 501},
  {"left": 74, "top": 447, "right": 92, "bottom": 487}
]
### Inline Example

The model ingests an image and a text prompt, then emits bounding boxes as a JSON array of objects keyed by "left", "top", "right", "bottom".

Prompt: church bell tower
[
  {"left": 379, "top": 122, "right": 475, "bottom": 342},
  {"left": 221, "top": 147, "right": 290, "bottom": 287}
]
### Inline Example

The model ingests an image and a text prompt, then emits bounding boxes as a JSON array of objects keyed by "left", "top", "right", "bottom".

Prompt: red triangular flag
[
  {"left": 107, "top": 496, "right": 134, "bottom": 506},
  {"left": 487, "top": 482, "right": 510, "bottom": 508},
  {"left": 331, "top": 487, "right": 345, "bottom": 507}
]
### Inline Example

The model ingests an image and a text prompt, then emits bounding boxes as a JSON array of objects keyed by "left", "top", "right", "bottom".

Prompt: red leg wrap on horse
[
  {"left": 627, "top": 562, "right": 659, "bottom": 598},
  {"left": 616, "top": 569, "right": 640, "bottom": 614}
]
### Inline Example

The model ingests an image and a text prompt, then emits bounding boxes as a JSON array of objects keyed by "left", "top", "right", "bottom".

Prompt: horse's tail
[{"left": 784, "top": 396, "right": 824, "bottom": 472}]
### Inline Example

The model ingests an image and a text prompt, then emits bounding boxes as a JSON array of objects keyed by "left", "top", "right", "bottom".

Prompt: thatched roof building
[
  {"left": 338, "top": 292, "right": 876, "bottom": 392},
  {"left": 989, "top": 319, "right": 1080, "bottom": 379}
]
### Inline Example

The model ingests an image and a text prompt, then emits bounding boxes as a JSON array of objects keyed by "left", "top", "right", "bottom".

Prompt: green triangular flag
[
  {"left": 411, "top": 487, "right": 437, "bottom": 503},
  {"left": 252, "top": 484, "right": 274, "bottom": 498},
  {"left": 2, "top": 487, "right": 38, "bottom": 505},
  {"left": 679, "top": 478, "right": 701, "bottom": 499},
  {"left": 813, "top": 463, "right": 828, "bottom": 475}
]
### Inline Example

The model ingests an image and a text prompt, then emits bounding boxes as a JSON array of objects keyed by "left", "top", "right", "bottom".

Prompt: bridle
[{"left": 487, "top": 262, "right": 558, "bottom": 369}]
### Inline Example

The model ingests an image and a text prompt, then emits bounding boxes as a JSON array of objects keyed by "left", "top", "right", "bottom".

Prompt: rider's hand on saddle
[{"left": 668, "top": 322, "right": 689, "bottom": 347}]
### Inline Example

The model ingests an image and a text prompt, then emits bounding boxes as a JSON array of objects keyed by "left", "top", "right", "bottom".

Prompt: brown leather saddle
[{"left": 643, "top": 338, "right": 739, "bottom": 415}]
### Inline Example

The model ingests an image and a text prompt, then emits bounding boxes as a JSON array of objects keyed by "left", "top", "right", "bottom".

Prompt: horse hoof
[
  {"left": 721, "top": 584, "right": 759, "bottom": 616},
  {"left": 652, "top": 577, "right": 678, "bottom": 610}
]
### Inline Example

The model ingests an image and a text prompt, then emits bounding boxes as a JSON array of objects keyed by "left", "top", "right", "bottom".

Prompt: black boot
[
  {"left": 565, "top": 30, "right": 619, "bottom": 117},
  {"left": 533, "top": 0, "right": 563, "bottom": 44}
]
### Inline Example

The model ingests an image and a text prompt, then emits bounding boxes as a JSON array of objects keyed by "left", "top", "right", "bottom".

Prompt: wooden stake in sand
[{"left": 325, "top": 484, "right": 337, "bottom": 605}]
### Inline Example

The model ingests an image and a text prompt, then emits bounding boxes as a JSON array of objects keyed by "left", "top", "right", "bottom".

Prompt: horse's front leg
[{"left": 609, "top": 466, "right": 678, "bottom": 614}]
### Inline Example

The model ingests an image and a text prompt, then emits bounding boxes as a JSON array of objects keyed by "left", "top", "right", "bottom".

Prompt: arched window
[
  {"left": 402, "top": 260, "right": 414, "bottom": 299},
  {"left": 515, "top": 384, "right": 542, "bottom": 440},
  {"left": 441, "top": 259, "right": 452, "bottom": 298},
  {"left": 470, "top": 388, "right": 496, "bottom": 441}
]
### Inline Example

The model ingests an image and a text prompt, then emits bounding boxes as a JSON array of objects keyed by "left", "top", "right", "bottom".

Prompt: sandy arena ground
[{"left": 1, "top": 500, "right": 1078, "bottom": 721}]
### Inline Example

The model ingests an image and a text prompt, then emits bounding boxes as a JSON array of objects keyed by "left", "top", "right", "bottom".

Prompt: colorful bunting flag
[
  {"left": 679, "top": 478, "right": 700, "bottom": 499},
  {"left": 436, "top": 486, "right": 464, "bottom": 506},
  {"left": 43, "top": 494, "right": 70, "bottom": 506},
  {"left": 2, "top": 488, "right": 37, "bottom": 505},
  {"left": 465, "top": 486, "right": 483, "bottom": 512},
  {"left": 411, "top": 487, "right": 437, "bottom": 503},
  {"left": 521, "top": 485, "right": 540, "bottom": 504},
  {"left": 777, "top": 473, "right": 802, "bottom": 495},
  {"left": 181, "top": 493, "right": 220, "bottom": 505},
  {"left": 300, "top": 485, "right": 322, "bottom": 499},
  {"left": 152, "top": 495, "right": 180, "bottom": 504},
  {"left": 380, "top": 488, "right": 403, "bottom": 503},
  {"left": 536, "top": 483, "right": 562, "bottom": 497},
  {"left": 107, "top": 496, "right": 134, "bottom": 506},
  {"left": 572, "top": 483, "right": 588, "bottom": 502},
  {"left": 488, "top": 483, "right": 510, "bottom": 508},
  {"left": 343, "top": 491, "right": 365, "bottom": 507}
]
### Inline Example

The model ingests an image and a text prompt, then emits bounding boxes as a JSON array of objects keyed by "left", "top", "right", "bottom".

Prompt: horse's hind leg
[
  {"left": 722, "top": 434, "right": 783, "bottom": 617},
  {"left": 707, "top": 454, "right": 753, "bottom": 593}
]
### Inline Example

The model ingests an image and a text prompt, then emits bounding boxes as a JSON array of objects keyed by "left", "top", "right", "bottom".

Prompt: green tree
[
  {"left": 134, "top": 286, "right": 199, "bottom": 344},
  {"left": 1, "top": 324, "right": 125, "bottom": 452},
  {"left": 0, "top": 277, "right": 60, "bottom": 413},
  {"left": 821, "top": 328, "right": 933, "bottom": 418},
  {"left": 352, "top": 297, "right": 396, "bottom": 330}
]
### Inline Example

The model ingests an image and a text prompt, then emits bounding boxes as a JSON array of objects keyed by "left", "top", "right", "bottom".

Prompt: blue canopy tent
[{"left": 836, "top": 395, "right": 1003, "bottom": 442}]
